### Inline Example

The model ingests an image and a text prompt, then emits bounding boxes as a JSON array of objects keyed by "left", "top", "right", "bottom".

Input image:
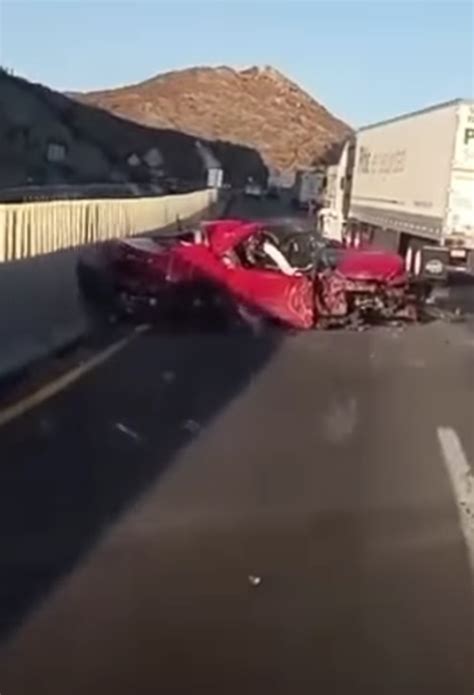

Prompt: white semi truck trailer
[{"left": 321, "top": 99, "right": 474, "bottom": 279}]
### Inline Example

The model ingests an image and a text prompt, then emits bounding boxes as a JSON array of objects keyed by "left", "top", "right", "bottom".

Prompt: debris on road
[
  {"left": 114, "top": 421, "right": 141, "bottom": 442},
  {"left": 388, "top": 327, "right": 404, "bottom": 339},
  {"left": 38, "top": 415, "right": 57, "bottom": 437},
  {"left": 323, "top": 397, "right": 358, "bottom": 443},
  {"left": 182, "top": 419, "right": 200, "bottom": 434},
  {"left": 161, "top": 370, "right": 176, "bottom": 383},
  {"left": 422, "top": 300, "right": 467, "bottom": 324},
  {"left": 248, "top": 574, "right": 262, "bottom": 587}
]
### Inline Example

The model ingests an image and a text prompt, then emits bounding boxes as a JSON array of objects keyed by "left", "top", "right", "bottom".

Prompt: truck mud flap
[{"left": 417, "top": 246, "right": 449, "bottom": 282}]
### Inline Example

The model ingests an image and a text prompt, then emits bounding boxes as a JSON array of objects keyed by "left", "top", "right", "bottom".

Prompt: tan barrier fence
[
  {"left": 0, "top": 188, "right": 222, "bottom": 378},
  {"left": 0, "top": 189, "right": 217, "bottom": 262}
]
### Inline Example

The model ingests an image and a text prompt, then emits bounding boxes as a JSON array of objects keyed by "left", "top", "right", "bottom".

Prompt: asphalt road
[{"left": 0, "top": 196, "right": 473, "bottom": 694}]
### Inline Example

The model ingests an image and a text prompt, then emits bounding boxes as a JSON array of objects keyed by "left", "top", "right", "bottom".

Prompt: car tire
[
  {"left": 77, "top": 259, "right": 105, "bottom": 303},
  {"left": 405, "top": 240, "right": 424, "bottom": 277},
  {"left": 77, "top": 258, "right": 120, "bottom": 321}
]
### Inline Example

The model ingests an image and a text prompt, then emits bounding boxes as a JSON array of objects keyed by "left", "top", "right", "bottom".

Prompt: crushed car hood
[{"left": 337, "top": 250, "right": 407, "bottom": 285}]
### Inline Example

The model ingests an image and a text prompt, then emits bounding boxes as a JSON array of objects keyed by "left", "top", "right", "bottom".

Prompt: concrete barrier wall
[
  {"left": 0, "top": 189, "right": 217, "bottom": 262},
  {"left": 0, "top": 189, "right": 221, "bottom": 380},
  {"left": 0, "top": 249, "right": 89, "bottom": 379}
]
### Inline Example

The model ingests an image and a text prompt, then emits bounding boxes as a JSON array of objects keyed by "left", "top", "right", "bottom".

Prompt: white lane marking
[
  {"left": 437, "top": 427, "right": 474, "bottom": 568},
  {"left": 0, "top": 325, "right": 149, "bottom": 429},
  {"left": 115, "top": 421, "right": 142, "bottom": 442}
]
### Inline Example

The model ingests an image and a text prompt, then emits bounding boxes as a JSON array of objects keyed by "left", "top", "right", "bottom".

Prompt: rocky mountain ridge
[{"left": 72, "top": 65, "right": 352, "bottom": 171}]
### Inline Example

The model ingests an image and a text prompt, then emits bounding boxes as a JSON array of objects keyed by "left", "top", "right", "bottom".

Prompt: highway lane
[{"left": 0, "top": 196, "right": 473, "bottom": 694}]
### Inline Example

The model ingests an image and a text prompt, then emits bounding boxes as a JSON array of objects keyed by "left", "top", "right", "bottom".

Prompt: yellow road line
[{"left": 0, "top": 324, "right": 149, "bottom": 429}]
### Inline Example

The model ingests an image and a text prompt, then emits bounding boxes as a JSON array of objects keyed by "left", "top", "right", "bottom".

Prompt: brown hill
[{"left": 72, "top": 65, "right": 352, "bottom": 171}]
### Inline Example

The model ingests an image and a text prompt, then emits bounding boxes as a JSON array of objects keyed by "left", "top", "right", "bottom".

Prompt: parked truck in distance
[
  {"left": 320, "top": 99, "right": 474, "bottom": 280},
  {"left": 207, "top": 167, "right": 224, "bottom": 189},
  {"left": 244, "top": 176, "right": 264, "bottom": 199},
  {"left": 292, "top": 169, "right": 325, "bottom": 211}
]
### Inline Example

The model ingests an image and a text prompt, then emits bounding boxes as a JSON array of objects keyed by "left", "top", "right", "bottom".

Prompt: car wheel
[
  {"left": 77, "top": 260, "right": 114, "bottom": 304},
  {"left": 77, "top": 258, "right": 123, "bottom": 322},
  {"left": 405, "top": 241, "right": 424, "bottom": 277}
]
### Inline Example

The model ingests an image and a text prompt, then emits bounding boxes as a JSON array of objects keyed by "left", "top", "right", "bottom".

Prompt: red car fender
[
  {"left": 227, "top": 267, "right": 314, "bottom": 329},
  {"left": 175, "top": 242, "right": 314, "bottom": 329}
]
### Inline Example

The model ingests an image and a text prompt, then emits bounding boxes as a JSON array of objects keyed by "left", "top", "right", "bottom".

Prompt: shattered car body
[
  {"left": 315, "top": 248, "right": 417, "bottom": 326},
  {"left": 77, "top": 218, "right": 418, "bottom": 330}
]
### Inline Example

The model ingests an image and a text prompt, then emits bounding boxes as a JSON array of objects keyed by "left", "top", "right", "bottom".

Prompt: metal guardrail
[{"left": 0, "top": 189, "right": 217, "bottom": 262}]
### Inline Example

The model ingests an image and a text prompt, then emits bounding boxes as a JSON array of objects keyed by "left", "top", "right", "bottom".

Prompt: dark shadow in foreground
[{"left": 0, "top": 326, "right": 282, "bottom": 642}]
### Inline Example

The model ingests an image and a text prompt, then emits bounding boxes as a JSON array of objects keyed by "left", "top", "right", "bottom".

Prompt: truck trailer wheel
[
  {"left": 347, "top": 228, "right": 361, "bottom": 249},
  {"left": 413, "top": 248, "right": 423, "bottom": 277},
  {"left": 404, "top": 240, "right": 423, "bottom": 276}
]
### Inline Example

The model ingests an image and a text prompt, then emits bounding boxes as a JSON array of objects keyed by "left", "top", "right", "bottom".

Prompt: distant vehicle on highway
[
  {"left": 323, "top": 98, "right": 474, "bottom": 280},
  {"left": 206, "top": 167, "right": 224, "bottom": 189},
  {"left": 77, "top": 217, "right": 421, "bottom": 330},
  {"left": 244, "top": 178, "right": 264, "bottom": 199},
  {"left": 266, "top": 185, "right": 280, "bottom": 199},
  {"left": 292, "top": 169, "right": 325, "bottom": 210}
]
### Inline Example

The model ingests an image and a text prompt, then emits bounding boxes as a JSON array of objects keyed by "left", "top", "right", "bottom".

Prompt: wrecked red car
[{"left": 77, "top": 218, "right": 418, "bottom": 330}]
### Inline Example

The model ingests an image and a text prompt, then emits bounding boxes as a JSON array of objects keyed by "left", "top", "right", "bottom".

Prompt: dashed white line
[{"left": 437, "top": 426, "right": 474, "bottom": 569}]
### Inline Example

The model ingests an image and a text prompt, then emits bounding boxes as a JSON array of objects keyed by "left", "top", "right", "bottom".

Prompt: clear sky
[{"left": 0, "top": 0, "right": 472, "bottom": 126}]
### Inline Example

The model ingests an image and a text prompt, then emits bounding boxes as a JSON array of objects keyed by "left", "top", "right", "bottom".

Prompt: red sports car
[{"left": 77, "top": 218, "right": 419, "bottom": 330}]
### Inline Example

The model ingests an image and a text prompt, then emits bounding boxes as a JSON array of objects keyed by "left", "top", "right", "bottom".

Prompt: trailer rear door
[{"left": 445, "top": 102, "right": 474, "bottom": 247}]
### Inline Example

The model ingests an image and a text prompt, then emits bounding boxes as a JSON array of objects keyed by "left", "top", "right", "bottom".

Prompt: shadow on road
[{"left": 0, "top": 326, "right": 282, "bottom": 642}]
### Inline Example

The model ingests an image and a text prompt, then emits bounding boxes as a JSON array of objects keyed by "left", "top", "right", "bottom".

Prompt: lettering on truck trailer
[
  {"left": 463, "top": 127, "right": 474, "bottom": 162},
  {"left": 358, "top": 147, "right": 406, "bottom": 175}
]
